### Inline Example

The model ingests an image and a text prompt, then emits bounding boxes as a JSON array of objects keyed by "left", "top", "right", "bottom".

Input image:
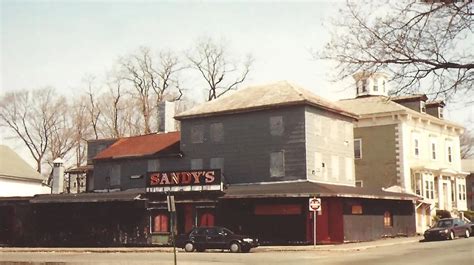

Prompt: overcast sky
[{"left": 1, "top": 0, "right": 472, "bottom": 159}]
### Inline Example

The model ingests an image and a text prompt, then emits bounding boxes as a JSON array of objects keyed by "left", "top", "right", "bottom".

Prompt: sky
[{"left": 1, "top": 0, "right": 472, "bottom": 165}]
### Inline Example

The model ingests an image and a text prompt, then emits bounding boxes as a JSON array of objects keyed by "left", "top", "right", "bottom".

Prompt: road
[{"left": 0, "top": 237, "right": 473, "bottom": 265}]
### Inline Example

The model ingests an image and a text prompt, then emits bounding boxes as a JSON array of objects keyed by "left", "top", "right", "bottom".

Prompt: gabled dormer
[
  {"left": 426, "top": 100, "right": 445, "bottom": 119},
  {"left": 353, "top": 72, "right": 389, "bottom": 98},
  {"left": 391, "top": 94, "right": 428, "bottom": 113}
]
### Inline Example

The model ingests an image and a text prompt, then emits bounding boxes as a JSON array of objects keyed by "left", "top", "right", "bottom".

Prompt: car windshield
[
  {"left": 435, "top": 220, "right": 453, "bottom": 228},
  {"left": 223, "top": 228, "right": 234, "bottom": 235}
]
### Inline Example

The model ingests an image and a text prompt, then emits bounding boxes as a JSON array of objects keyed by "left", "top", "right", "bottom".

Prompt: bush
[
  {"left": 435, "top": 210, "right": 451, "bottom": 219},
  {"left": 463, "top": 210, "right": 474, "bottom": 222}
]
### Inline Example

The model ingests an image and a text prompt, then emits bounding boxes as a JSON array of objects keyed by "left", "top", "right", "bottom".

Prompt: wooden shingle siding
[{"left": 180, "top": 106, "right": 307, "bottom": 184}]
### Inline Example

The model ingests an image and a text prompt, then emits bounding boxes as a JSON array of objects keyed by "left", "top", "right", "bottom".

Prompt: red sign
[{"left": 146, "top": 169, "right": 222, "bottom": 192}]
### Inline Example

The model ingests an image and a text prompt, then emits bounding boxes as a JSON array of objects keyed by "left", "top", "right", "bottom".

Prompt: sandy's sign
[{"left": 146, "top": 169, "right": 222, "bottom": 193}]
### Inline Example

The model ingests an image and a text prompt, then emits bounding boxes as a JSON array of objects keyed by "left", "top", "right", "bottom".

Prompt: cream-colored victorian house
[{"left": 338, "top": 72, "right": 468, "bottom": 233}]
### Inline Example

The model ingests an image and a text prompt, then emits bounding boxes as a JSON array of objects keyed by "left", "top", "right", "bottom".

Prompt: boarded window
[
  {"left": 270, "top": 116, "right": 284, "bottom": 136},
  {"left": 354, "top": 139, "right": 362, "bottom": 159},
  {"left": 110, "top": 164, "right": 121, "bottom": 186},
  {"left": 147, "top": 159, "right": 160, "bottom": 172},
  {"left": 191, "top": 125, "right": 204, "bottom": 143},
  {"left": 331, "top": 155, "right": 339, "bottom": 180},
  {"left": 351, "top": 204, "right": 363, "bottom": 214},
  {"left": 210, "top": 157, "right": 224, "bottom": 173},
  {"left": 210, "top": 123, "right": 224, "bottom": 142},
  {"left": 191, "top": 159, "right": 203, "bottom": 170},
  {"left": 153, "top": 214, "right": 169, "bottom": 232},
  {"left": 384, "top": 211, "right": 393, "bottom": 227},
  {"left": 270, "top": 151, "right": 285, "bottom": 177}
]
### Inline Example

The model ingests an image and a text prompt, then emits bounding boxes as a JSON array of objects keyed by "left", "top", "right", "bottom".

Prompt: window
[
  {"left": 351, "top": 204, "right": 363, "bottom": 214},
  {"left": 191, "top": 159, "right": 203, "bottom": 170},
  {"left": 148, "top": 159, "right": 160, "bottom": 172},
  {"left": 315, "top": 117, "right": 322, "bottom": 136},
  {"left": 373, "top": 79, "right": 378, "bottom": 91},
  {"left": 421, "top": 101, "right": 426, "bottom": 113},
  {"left": 210, "top": 157, "right": 224, "bottom": 173},
  {"left": 414, "top": 139, "right": 420, "bottom": 157},
  {"left": 191, "top": 125, "right": 204, "bottom": 143},
  {"left": 425, "top": 180, "right": 434, "bottom": 199},
  {"left": 355, "top": 180, "right": 363, "bottom": 187},
  {"left": 270, "top": 151, "right": 285, "bottom": 177},
  {"left": 153, "top": 214, "right": 169, "bottom": 233},
  {"left": 354, "top": 139, "right": 362, "bottom": 159},
  {"left": 362, "top": 79, "right": 367, "bottom": 92},
  {"left": 382, "top": 80, "right": 386, "bottom": 92},
  {"left": 431, "top": 142, "right": 437, "bottom": 160},
  {"left": 384, "top": 211, "right": 393, "bottom": 227},
  {"left": 439, "top": 107, "right": 444, "bottom": 119},
  {"left": 414, "top": 173, "right": 422, "bottom": 195},
  {"left": 459, "top": 184, "right": 466, "bottom": 201},
  {"left": 270, "top": 116, "right": 284, "bottom": 136},
  {"left": 331, "top": 155, "right": 339, "bottom": 180},
  {"left": 447, "top": 146, "right": 453, "bottom": 163},
  {"left": 210, "top": 123, "right": 224, "bottom": 142}
]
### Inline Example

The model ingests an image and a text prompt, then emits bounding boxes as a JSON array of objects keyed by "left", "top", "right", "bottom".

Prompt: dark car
[
  {"left": 423, "top": 218, "right": 471, "bottom": 241},
  {"left": 175, "top": 226, "right": 258, "bottom": 253}
]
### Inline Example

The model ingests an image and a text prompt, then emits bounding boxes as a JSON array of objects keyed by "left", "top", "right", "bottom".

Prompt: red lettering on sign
[
  {"left": 205, "top": 171, "right": 215, "bottom": 183},
  {"left": 182, "top": 172, "right": 192, "bottom": 184},
  {"left": 191, "top": 171, "right": 203, "bottom": 184},
  {"left": 171, "top": 173, "right": 180, "bottom": 184},
  {"left": 159, "top": 173, "right": 170, "bottom": 185},
  {"left": 150, "top": 173, "right": 160, "bottom": 185}
]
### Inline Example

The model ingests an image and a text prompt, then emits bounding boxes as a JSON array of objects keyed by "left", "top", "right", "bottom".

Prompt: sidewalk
[{"left": 0, "top": 236, "right": 423, "bottom": 254}]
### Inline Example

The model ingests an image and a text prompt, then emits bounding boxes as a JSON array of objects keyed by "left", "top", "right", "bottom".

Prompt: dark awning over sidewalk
[
  {"left": 222, "top": 181, "right": 420, "bottom": 201},
  {"left": 30, "top": 190, "right": 146, "bottom": 204}
]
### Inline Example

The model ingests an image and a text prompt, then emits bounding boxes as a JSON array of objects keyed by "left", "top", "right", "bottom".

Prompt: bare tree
[
  {"left": 152, "top": 50, "right": 185, "bottom": 102},
  {"left": 47, "top": 99, "right": 76, "bottom": 163},
  {"left": 461, "top": 129, "right": 474, "bottom": 159},
  {"left": 320, "top": 0, "right": 473, "bottom": 101},
  {"left": 187, "top": 37, "right": 254, "bottom": 101},
  {"left": 84, "top": 75, "right": 101, "bottom": 139},
  {"left": 70, "top": 96, "right": 92, "bottom": 167},
  {"left": 0, "top": 88, "right": 62, "bottom": 173}
]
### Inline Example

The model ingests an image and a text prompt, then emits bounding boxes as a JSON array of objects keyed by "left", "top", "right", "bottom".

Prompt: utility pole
[{"left": 167, "top": 193, "right": 177, "bottom": 265}]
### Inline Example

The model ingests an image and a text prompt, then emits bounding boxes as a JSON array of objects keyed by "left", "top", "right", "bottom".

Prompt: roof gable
[
  {"left": 175, "top": 81, "right": 357, "bottom": 120},
  {"left": 0, "top": 145, "right": 44, "bottom": 182},
  {"left": 94, "top": 132, "right": 181, "bottom": 160}
]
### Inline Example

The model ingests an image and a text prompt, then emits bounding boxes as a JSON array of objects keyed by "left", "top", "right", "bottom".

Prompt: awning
[
  {"left": 222, "top": 180, "right": 420, "bottom": 201},
  {"left": 30, "top": 190, "right": 145, "bottom": 204},
  {"left": 65, "top": 164, "right": 93, "bottom": 174}
]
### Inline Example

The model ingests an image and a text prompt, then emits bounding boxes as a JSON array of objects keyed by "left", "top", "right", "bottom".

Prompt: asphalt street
[{"left": 0, "top": 237, "right": 473, "bottom": 265}]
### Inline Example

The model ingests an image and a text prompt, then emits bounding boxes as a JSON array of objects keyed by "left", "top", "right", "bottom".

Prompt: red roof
[{"left": 94, "top": 132, "right": 181, "bottom": 160}]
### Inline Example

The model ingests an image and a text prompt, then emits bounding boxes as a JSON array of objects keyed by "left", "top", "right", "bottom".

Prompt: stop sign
[{"left": 309, "top": 198, "right": 321, "bottom": 212}]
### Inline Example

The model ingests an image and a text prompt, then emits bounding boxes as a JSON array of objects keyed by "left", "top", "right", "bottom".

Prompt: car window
[
  {"left": 436, "top": 219, "right": 453, "bottom": 228},
  {"left": 223, "top": 228, "right": 234, "bottom": 235},
  {"left": 206, "top": 228, "right": 218, "bottom": 236},
  {"left": 190, "top": 228, "right": 205, "bottom": 236}
]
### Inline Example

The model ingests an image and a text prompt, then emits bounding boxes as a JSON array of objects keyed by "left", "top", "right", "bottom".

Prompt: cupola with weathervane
[{"left": 353, "top": 71, "right": 389, "bottom": 98}]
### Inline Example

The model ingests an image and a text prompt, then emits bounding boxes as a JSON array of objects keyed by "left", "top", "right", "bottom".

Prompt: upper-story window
[
  {"left": 270, "top": 151, "right": 285, "bottom": 178},
  {"left": 431, "top": 142, "right": 437, "bottom": 160},
  {"left": 447, "top": 146, "right": 453, "bottom": 163},
  {"left": 439, "top": 107, "right": 444, "bottom": 119},
  {"left": 373, "top": 79, "right": 378, "bottom": 91},
  {"left": 362, "top": 79, "right": 367, "bottom": 92},
  {"left": 458, "top": 184, "right": 466, "bottom": 201},
  {"left": 354, "top": 139, "right": 362, "bottom": 159},
  {"left": 382, "top": 80, "right": 386, "bottom": 92},
  {"left": 270, "top": 116, "right": 284, "bottom": 136},
  {"left": 210, "top": 123, "right": 224, "bottom": 142},
  {"left": 191, "top": 125, "right": 204, "bottom": 143},
  {"left": 420, "top": 101, "right": 426, "bottom": 113},
  {"left": 414, "top": 139, "right": 420, "bottom": 157}
]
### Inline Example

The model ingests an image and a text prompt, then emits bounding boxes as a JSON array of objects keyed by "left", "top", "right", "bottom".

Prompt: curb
[{"left": 0, "top": 237, "right": 422, "bottom": 254}]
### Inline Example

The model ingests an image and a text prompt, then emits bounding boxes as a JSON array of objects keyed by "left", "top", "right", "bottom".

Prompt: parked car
[
  {"left": 423, "top": 218, "right": 472, "bottom": 241},
  {"left": 175, "top": 226, "right": 258, "bottom": 253}
]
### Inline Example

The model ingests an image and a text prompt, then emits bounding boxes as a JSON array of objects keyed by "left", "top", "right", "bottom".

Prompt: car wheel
[
  {"left": 464, "top": 229, "right": 470, "bottom": 238},
  {"left": 229, "top": 242, "right": 241, "bottom": 253},
  {"left": 448, "top": 231, "right": 455, "bottom": 240},
  {"left": 184, "top": 242, "right": 195, "bottom": 252}
]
